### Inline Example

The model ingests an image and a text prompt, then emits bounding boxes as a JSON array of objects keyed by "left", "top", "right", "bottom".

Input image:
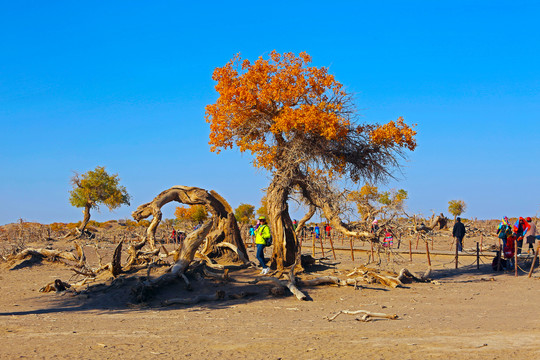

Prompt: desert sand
[{"left": 1, "top": 232, "right": 539, "bottom": 360}]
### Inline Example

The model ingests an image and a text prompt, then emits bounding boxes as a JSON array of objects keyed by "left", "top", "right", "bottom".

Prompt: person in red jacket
[
  {"left": 324, "top": 224, "right": 331, "bottom": 238},
  {"left": 514, "top": 217, "right": 530, "bottom": 255}
]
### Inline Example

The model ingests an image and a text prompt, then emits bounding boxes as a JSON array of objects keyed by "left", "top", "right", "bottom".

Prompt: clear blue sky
[{"left": 1, "top": 0, "right": 539, "bottom": 225}]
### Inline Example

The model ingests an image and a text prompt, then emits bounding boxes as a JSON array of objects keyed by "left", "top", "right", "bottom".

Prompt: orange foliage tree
[
  {"left": 174, "top": 205, "right": 209, "bottom": 225},
  {"left": 206, "top": 51, "right": 416, "bottom": 269}
]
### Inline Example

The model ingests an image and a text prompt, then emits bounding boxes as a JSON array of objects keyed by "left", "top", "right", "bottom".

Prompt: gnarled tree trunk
[
  {"left": 267, "top": 179, "right": 300, "bottom": 270},
  {"left": 267, "top": 171, "right": 378, "bottom": 270},
  {"left": 78, "top": 203, "right": 92, "bottom": 233},
  {"left": 132, "top": 186, "right": 248, "bottom": 262}
]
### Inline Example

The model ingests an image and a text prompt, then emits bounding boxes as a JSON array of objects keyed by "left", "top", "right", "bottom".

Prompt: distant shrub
[
  {"left": 49, "top": 223, "right": 67, "bottom": 231},
  {"left": 138, "top": 220, "right": 151, "bottom": 227},
  {"left": 67, "top": 222, "right": 81, "bottom": 229}
]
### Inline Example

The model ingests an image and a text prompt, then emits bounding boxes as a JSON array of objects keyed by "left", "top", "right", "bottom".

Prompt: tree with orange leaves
[{"left": 206, "top": 51, "right": 416, "bottom": 269}]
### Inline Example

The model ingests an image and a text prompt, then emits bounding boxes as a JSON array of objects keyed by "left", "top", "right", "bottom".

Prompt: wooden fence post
[
  {"left": 476, "top": 242, "right": 480, "bottom": 270},
  {"left": 514, "top": 244, "right": 518, "bottom": 277},
  {"left": 312, "top": 233, "right": 315, "bottom": 257},
  {"left": 328, "top": 235, "right": 336, "bottom": 260},
  {"left": 480, "top": 233, "right": 484, "bottom": 251},
  {"left": 319, "top": 235, "right": 325, "bottom": 258},
  {"left": 528, "top": 242, "right": 540, "bottom": 278},
  {"left": 425, "top": 240, "right": 431, "bottom": 266},
  {"left": 455, "top": 237, "right": 458, "bottom": 269},
  {"left": 409, "top": 238, "right": 412, "bottom": 262},
  {"left": 349, "top": 236, "right": 354, "bottom": 262}
]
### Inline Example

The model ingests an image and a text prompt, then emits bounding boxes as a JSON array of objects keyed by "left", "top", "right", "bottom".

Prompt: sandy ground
[{"left": 1, "top": 235, "right": 539, "bottom": 360}]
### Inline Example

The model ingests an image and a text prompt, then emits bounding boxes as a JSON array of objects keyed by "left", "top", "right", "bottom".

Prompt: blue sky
[{"left": 1, "top": 1, "right": 539, "bottom": 225}]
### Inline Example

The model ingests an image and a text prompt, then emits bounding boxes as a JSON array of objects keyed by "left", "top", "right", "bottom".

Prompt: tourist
[
  {"left": 452, "top": 217, "right": 466, "bottom": 252},
  {"left": 325, "top": 223, "right": 332, "bottom": 238},
  {"left": 371, "top": 219, "right": 379, "bottom": 234},
  {"left": 497, "top": 216, "right": 512, "bottom": 249},
  {"left": 383, "top": 228, "right": 394, "bottom": 247},
  {"left": 525, "top": 217, "right": 537, "bottom": 254},
  {"left": 249, "top": 225, "right": 255, "bottom": 245},
  {"left": 513, "top": 217, "right": 530, "bottom": 255},
  {"left": 254, "top": 216, "right": 271, "bottom": 275}
]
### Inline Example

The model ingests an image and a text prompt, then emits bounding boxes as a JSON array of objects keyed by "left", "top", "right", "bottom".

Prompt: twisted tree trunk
[
  {"left": 132, "top": 186, "right": 248, "bottom": 262},
  {"left": 267, "top": 180, "right": 299, "bottom": 270},
  {"left": 78, "top": 203, "right": 92, "bottom": 233}
]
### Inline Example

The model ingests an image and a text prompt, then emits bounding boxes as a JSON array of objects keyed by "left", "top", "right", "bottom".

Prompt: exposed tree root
[
  {"left": 326, "top": 310, "right": 399, "bottom": 322},
  {"left": 8, "top": 241, "right": 86, "bottom": 270},
  {"left": 267, "top": 263, "right": 307, "bottom": 301},
  {"left": 397, "top": 267, "right": 434, "bottom": 283},
  {"left": 39, "top": 279, "right": 72, "bottom": 293}
]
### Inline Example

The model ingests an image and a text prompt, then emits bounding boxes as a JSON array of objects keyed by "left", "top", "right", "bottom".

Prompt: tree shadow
[
  {"left": 0, "top": 268, "right": 303, "bottom": 317},
  {"left": 428, "top": 260, "right": 535, "bottom": 282}
]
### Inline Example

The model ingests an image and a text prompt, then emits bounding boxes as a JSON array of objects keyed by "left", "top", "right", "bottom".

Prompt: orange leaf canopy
[{"left": 206, "top": 51, "right": 416, "bottom": 178}]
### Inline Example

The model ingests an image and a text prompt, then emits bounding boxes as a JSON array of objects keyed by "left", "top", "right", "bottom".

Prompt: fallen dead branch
[
  {"left": 397, "top": 267, "right": 433, "bottom": 283},
  {"left": 326, "top": 310, "right": 399, "bottom": 322},
  {"left": 39, "top": 279, "right": 72, "bottom": 293},
  {"left": 8, "top": 241, "right": 86, "bottom": 269},
  {"left": 297, "top": 276, "right": 364, "bottom": 290},
  {"left": 267, "top": 262, "right": 307, "bottom": 301}
]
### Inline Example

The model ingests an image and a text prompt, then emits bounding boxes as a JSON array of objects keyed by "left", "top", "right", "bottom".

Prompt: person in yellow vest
[{"left": 255, "top": 216, "right": 271, "bottom": 274}]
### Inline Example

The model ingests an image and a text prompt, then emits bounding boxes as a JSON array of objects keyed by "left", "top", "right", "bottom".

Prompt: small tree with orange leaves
[{"left": 206, "top": 51, "right": 416, "bottom": 269}]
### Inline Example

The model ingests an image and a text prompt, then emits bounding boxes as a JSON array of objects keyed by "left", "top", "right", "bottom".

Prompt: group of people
[{"left": 497, "top": 216, "right": 538, "bottom": 258}]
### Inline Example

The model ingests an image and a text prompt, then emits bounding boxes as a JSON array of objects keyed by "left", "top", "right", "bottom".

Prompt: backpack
[
  {"left": 498, "top": 225, "right": 510, "bottom": 239},
  {"left": 258, "top": 224, "right": 272, "bottom": 246}
]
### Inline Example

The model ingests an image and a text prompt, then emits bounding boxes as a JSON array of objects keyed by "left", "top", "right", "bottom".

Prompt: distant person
[
  {"left": 249, "top": 225, "right": 255, "bottom": 246},
  {"left": 371, "top": 219, "right": 379, "bottom": 234},
  {"left": 325, "top": 223, "right": 332, "bottom": 238},
  {"left": 314, "top": 225, "right": 320, "bottom": 239},
  {"left": 513, "top": 217, "right": 530, "bottom": 255},
  {"left": 452, "top": 217, "right": 466, "bottom": 252},
  {"left": 525, "top": 217, "right": 537, "bottom": 254},
  {"left": 383, "top": 228, "right": 394, "bottom": 247},
  {"left": 254, "top": 216, "right": 271, "bottom": 275},
  {"left": 497, "top": 216, "right": 512, "bottom": 249},
  {"left": 293, "top": 220, "right": 298, "bottom": 230}
]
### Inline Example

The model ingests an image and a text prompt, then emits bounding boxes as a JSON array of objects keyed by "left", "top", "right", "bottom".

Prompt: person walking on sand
[
  {"left": 453, "top": 217, "right": 466, "bottom": 252},
  {"left": 525, "top": 217, "right": 537, "bottom": 254},
  {"left": 254, "top": 216, "right": 271, "bottom": 275}
]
